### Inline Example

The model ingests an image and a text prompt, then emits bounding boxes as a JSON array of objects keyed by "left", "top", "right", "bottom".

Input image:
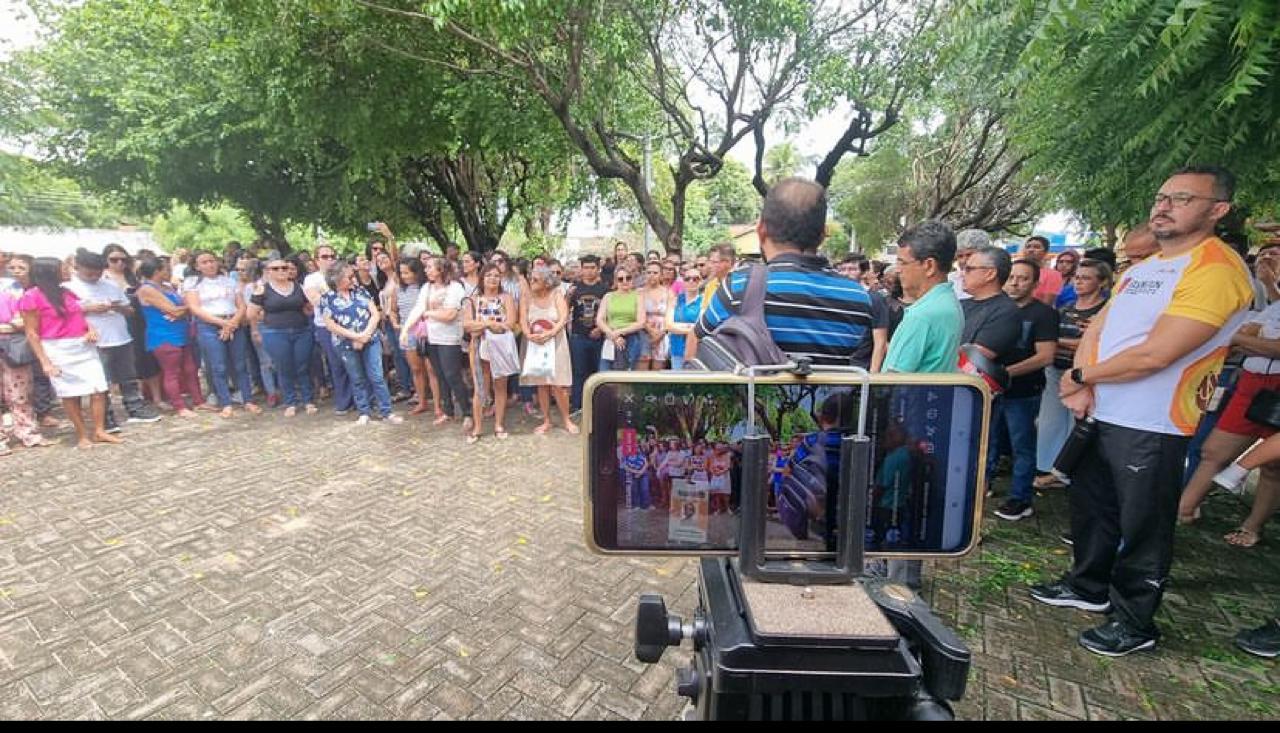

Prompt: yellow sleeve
[{"left": 1165, "top": 260, "right": 1252, "bottom": 327}]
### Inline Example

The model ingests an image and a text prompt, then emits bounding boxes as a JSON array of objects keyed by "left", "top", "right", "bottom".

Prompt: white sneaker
[
  {"left": 356, "top": 415, "right": 370, "bottom": 426},
  {"left": 385, "top": 414, "right": 404, "bottom": 425}
]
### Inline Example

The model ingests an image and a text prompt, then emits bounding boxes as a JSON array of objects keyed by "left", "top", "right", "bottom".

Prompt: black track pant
[
  {"left": 1067, "top": 421, "right": 1190, "bottom": 637},
  {"left": 425, "top": 344, "right": 472, "bottom": 418}
]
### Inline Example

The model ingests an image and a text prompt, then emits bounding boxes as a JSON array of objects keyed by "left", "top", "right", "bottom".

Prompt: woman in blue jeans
[
  {"left": 319, "top": 262, "right": 402, "bottom": 425},
  {"left": 248, "top": 257, "right": 316, "bottom": 417},
  {"left": 182, "top": 250, "right": 259, "bottom": 417}
]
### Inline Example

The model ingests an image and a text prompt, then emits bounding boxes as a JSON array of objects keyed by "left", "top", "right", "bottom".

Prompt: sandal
[
  {"left": 465, "top": 433, "right": 480, "bottom": 445},
  {"left": 564, "top": 423, "right": 580, "bottom": 435},
  {"left": 534, "top": 423, "right": 552, "bottom": 435},
  {"left": 495, "top": 428, "right": 509, "bottom": 440},
  {"left": 433, "top": 414, "right": 451, "bottom": 426},
  {"left": 1225, "top": 527, "right": 1262, "bottom": 548}
]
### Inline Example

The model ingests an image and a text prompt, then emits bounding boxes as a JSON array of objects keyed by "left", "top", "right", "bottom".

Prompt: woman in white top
[
  {"left": 400, "top": 256, "right": 473, "bottom": 437},
  {"left": 183, "top": 250, "right": 259, "bottom": 417}
]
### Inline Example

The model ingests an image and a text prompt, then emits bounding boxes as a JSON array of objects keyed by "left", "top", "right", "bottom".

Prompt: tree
[
  {"left": 150, "top": 202, "right": 257, "bottom": 254},
  {"left": 367, "top": 0, "right": 906, "bottom": 253},
  {"left": 762, "top": 142, "right": 811, "bottom": 185},
  {"left": 953, "top": 0, "right": 1280, "bottom": 228},
  {"left": 0, "top": 152, "right": 127, "bottom": 228}
]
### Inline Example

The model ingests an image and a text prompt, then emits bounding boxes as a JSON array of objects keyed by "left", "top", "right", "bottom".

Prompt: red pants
[{"left": 152, "top": 344, "right": 205, "bottom": 411}]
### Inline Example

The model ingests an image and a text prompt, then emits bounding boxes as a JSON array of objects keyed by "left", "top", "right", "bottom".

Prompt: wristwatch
[{"left": 1070, "top": 367, "right": 1087, "bottom": 386}]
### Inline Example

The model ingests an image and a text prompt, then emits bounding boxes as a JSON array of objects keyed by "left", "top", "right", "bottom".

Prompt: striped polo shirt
[{"left": 693, "top": 253, "right": 874, "bottom": 365}]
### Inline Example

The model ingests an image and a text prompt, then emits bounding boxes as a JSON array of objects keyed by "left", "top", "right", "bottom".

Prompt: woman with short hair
[
  {"left": 19, "top": 257, "right": 121, "bottom": 448},
  {"left": 183, "top": 250, "right": 259, "bottom": 417},
  {"left": 136, "top": 258, "right": 206, "bottom": 417},
  {"left": 401, "top": 256, "right": 472, "bottom": 434},
  {"left": 519, "top": 267, "right": 577, "bottom": 435},
  {"left": 320, "top": 262, "right": 401, "bottom": 425}
]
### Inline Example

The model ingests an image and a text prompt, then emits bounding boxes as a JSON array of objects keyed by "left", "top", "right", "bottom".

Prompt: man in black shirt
[
  {"left": 959, "top": 245, "right": 1021, "bottom": 360},
  {"left": 991, "top": 259, "right": 1060, "bottom": 520},
  {"left": 567, "top": 254, "right": 611, "bottom": 412}
]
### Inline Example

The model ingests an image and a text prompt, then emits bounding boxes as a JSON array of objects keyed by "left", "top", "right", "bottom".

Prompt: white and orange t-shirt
[{"left": 1091, "top": 237, "right": 1252, "bottom": 436}]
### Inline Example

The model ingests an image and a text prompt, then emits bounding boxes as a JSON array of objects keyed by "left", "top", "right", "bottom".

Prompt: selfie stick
[{"left": 739, "top": 362, "right": 871, "bottom": 584}]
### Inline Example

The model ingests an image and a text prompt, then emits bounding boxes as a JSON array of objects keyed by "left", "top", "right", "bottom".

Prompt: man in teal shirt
[
  {"left": 884, "top": 221, "right": 964, "bottom": 374},
  {"left": 878, "top": 220, "right": 963, "bottom": 589}
]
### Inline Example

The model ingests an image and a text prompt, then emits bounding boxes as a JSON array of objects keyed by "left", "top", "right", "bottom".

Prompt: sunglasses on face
[
  {"left": 108, "top": 257, "right": 127, "bottom": 263},
  {"left": 616, "top": 276, "right": 632, "bottom": 282}
]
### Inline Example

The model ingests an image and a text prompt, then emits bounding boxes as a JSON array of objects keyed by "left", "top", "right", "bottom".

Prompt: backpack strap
[{"left": 739, "top": 263, "right": 770, "bottom": 316}]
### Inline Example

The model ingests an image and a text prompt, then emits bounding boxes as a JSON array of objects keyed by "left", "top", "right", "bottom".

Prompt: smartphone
[
  {"left": 582, "top": 371, "right": 990, "bottom": 559},
  {"left": 366, "top": 222, "right": 381, "bottom": 232}
]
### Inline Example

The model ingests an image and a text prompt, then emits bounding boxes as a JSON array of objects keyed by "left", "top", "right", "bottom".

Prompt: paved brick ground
[{"left": 0, "top": 408, "right": 1276, "bottom": 719}]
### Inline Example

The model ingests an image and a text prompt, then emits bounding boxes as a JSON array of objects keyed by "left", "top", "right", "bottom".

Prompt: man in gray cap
[{"left": 949, "top": 229, "right": 991, "bottom": 301}]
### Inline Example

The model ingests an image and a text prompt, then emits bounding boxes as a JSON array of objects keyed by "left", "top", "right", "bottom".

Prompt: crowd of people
[{"left": 2, "top": 166, "right": 1278, "bottom": 660}]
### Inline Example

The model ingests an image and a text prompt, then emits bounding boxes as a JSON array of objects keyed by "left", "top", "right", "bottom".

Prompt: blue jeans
[
  {"left": 1036, "top": 366, "right": 1074, "bottom": 472},
  {"left": 314, "top": 323, "right": 353, "bottom": 411},
  {"left": 195, "top": 322, "right": 252, "bottom": 407},
  {"left": 598, "top": 333, "right": 644, "bottom": 371},
  {"left": 248, "top": 334, "right": 279, "bottom": 397},
  {"left": 569, "top": 334, "right": 603, "bottom": 410},
  {"left": 386, "top": 322, "right": 413, "bottom": 395},
  {"left": 338, "top": 338, "right": 392, "bottom": 418},
  {"left": 988, "top": 394, "right": 1040, "bottom": 503},
  {"left": 260, "top": 327, "right": 314, "bottom": 407}
]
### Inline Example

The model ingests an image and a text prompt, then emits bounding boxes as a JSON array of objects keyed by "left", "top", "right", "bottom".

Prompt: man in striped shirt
[{"left": 693, "top": 178, "right": 874, "bottom": 366}]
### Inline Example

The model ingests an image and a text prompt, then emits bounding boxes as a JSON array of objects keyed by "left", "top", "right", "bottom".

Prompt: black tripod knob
[
  {"left": 676, "top": 665, "right": 702, "bottom": 700},
  {"left": 635, "top": 594, "right": 684, "bottom": 663}
]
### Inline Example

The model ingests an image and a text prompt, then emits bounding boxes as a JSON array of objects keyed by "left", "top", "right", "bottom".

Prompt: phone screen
[{"left": 584, "top": 374, "right": 988, "bottom": 558}]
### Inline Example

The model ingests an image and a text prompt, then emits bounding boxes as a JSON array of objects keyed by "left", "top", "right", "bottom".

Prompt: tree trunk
[
  {"left": 1104, "top": 222, "right": 1118, "bottom": 249},
  {"left": 249, "top": 213, "right": 290, "bottom": 255}
]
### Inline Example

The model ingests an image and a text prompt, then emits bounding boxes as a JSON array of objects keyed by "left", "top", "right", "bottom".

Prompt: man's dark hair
[
  {"left": 1083, "top": 247, "right": 1117, "bottom": 270},
  {"left": 1025, "top": 235, "right": 1050, "bottom": 249},
  {"left": 74, "top": 248, "right": 106, "bottom": 271},
  {"left": 1012, "top": 257, "right": 1041, "bottom": 284},
  {"left": 897, "top": 219, "right": 956, "bottom": 272},
  {"left": 761, "top": 177, "right": 827, "bottom": 251},
  {"left": 709, "top": 242, "right": 736, "bottom": 260},
  {"left": 974, "top": 245, "right": 1012, "bottom": 285},
  {"left": 580, "top": 254, "right": 600, "bottom": 266},
  {"left": 1173, "top": 164, "right": 1236, "bottom": 202}
]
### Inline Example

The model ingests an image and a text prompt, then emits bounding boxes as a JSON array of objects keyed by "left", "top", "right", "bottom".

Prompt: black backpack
[{"left": 690, "top": 263, "right": 788, "bottom": 372}]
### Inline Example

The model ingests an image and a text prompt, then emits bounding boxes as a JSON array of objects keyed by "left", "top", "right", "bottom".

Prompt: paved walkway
[{"left": 0, "top": 409, "right": 1276, "bottom": 719}]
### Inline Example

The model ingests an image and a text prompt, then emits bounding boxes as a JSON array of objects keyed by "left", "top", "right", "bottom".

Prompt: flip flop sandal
[{"left": 1225, "top": 527, "right": 1262, "bottom": 548}]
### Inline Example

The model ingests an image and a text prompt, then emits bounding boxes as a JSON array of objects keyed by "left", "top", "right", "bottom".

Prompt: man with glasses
[
  {"left": 959, "top": 246, "right": 1021, "bottom": 363},
  {"left": 1034, "top": 165, "right": 1253, "bottom": 657},
  {"left": 304, "top": 244, "right": 354, "bottom": 414}
]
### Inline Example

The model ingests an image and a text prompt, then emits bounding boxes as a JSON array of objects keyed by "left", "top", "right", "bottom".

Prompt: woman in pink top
[{"left": 19, "top": 258, "right": 121, "bottom": 448}]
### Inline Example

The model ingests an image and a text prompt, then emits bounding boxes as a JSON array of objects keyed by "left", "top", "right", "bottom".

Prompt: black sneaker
[
  {"left": 1060, "top": 532, "right": 1074, "bottom": 547},
  {"left": 1235, "top": 619, "right": 1280, "bottom": 659},
  {"left": 995, "top": 499, "right": 1034, "bottom": 521},
  {"left": 127, "top": 406, "right": 162, "bottom": 423},
  {"left": 1078, "top": 619, "right": 1157, "bottom": 657},
  {"left": 1029, "top": 581, "right": 1110, "bottom": 613}
]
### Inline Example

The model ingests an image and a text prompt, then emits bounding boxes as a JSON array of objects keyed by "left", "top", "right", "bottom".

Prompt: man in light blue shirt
[{"left": 884, "top": 221, "right": 964, "bottom": 375}]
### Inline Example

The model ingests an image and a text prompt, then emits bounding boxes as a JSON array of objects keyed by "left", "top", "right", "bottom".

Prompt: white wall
[{"left": 0, "top": 227, "right": 159, "bottom": 260}]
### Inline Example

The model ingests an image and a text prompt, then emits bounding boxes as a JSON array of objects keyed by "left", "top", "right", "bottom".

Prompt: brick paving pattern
[{"left": 0, "top": 411, "right": 1276, "bottom": 719}]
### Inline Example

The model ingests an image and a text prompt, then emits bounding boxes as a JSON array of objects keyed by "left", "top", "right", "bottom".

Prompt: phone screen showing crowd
[{"left": 587, "top": 378, "right": 986, "bottom": 557}]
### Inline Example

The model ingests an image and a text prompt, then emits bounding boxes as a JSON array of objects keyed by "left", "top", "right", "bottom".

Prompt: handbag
[
  {"left": 0, "top": 333, "right": 35, "bottom": 367},
  {"left": 521, "top": 338, "right": 556, "bottom": 380},
  {"left": 1245, "top": 388, "right": 1280, "bottom": 429}
]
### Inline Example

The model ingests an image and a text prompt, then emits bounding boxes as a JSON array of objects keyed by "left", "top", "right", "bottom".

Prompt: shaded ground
[{"left": 0, "top": 408, "right": 1276, "bottom": 719}]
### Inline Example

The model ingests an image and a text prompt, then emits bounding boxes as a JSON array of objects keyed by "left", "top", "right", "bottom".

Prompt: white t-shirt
[
  {"left": 303, "top": 271, "right": 329, "bottom": 327},
  {"left": 65, "top": 275, "right": 132, "bottom": 347},
  {"left": 416, "top": 281, "right": 465, "bottom": 346},
  {"left": 949, "top": 270, "right": 972, "bottom": 301},
  {"left": 182, "top": 275, "right": 239, "bottom": 317},
  {"left": 1093, "top": 237, "right": 1252, "bottom": 436},
  {"left": 1243, "top": 300, "right": 1280, "bottom": 375}
]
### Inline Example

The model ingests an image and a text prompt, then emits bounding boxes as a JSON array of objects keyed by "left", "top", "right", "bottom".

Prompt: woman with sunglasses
[
  {"left": 183, "top": 250, "right": 260, "bottom": 417},
  {"left": 665, "top": 264, "right": 704, "bottom": 370},
  {"left": 401, "top": 256, "right": 472, "bottom": 433},
  {"left": 19, "top": 257, "right": 121, "bottom": 448},
  {"left": 248, "top": 258, "right": 316, "bottom": 417},
  {"left": 595, "top": 268, "right": 645, "bottom": 371}
]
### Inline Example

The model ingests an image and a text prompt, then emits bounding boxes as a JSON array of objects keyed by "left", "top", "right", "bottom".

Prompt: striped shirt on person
[{"left": 693, "top": 253, "right": 874, "bottom": 366}]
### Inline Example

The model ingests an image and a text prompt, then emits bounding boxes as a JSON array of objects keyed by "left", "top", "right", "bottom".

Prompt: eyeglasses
[
  {"left": 266, "top": 266, "right": 288, "bottom": 271},
  {"left": 616, "top": 276, "right": 632, "bottom": 282},
  {"left": 1152, "top": 192, "right": 1226, "bottom": 208}
]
